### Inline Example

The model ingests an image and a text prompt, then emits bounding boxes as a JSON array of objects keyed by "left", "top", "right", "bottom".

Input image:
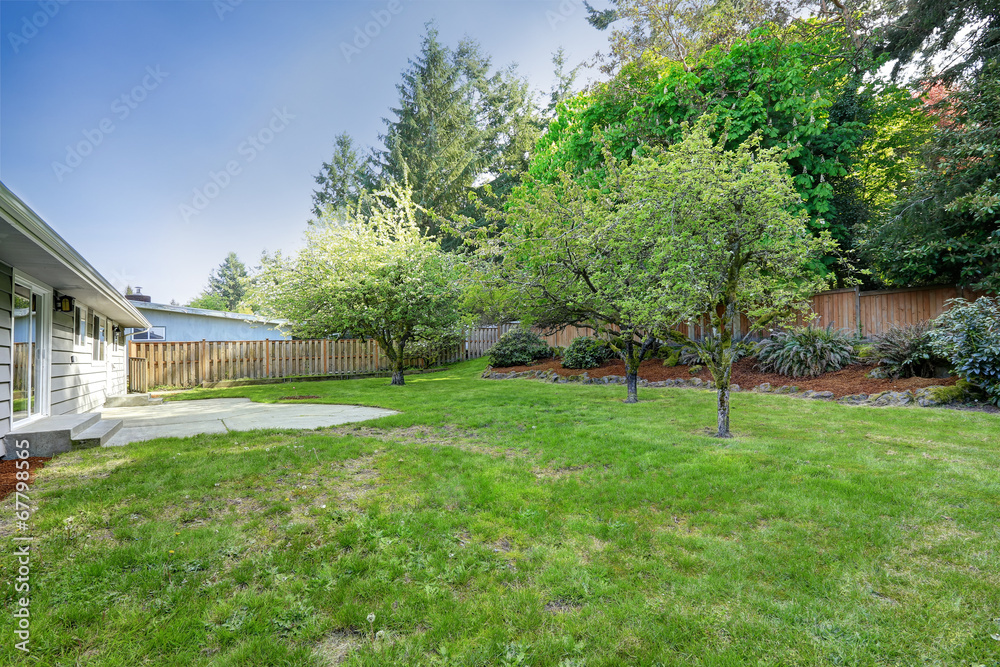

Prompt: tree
[
  {"left": 584, "top": 0, "right": 792, "bottom": 73},
  {"left": 879, "top": 0, "right": 1000, "bottom": 82},
  {"left": 310, "top": 132, "right": 370, "bottom": 219},
  {"left": 533, "top": 24, "right": 931, "bottom": 279},
  {"left": 480, "top": 149, "right": 676, "bottom": 403},
  {"left": 376, "top": 24, "right": 540, "bottom": 242},
  {"left": 187, "top": 292, "right": 228, "bottom": 311},
  {"left": 620, "top": 118, "right": 834, "bottom": 436},
  {"left": 189, "top": 252, "right": 248, "bottom": 312},
  {"left": 250, "top": 184, "right": 466, "bottom": 386},
  {"left": 862, "top": 64, "right": 1000, "bottom": 291}
]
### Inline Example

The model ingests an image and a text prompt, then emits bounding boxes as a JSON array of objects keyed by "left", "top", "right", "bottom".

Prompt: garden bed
[
  {"left": 0, "top": 456, "right": 50, "bottom": 501},
  {"left": 492, "top": 357, "right": 958, "bottom": 399}
]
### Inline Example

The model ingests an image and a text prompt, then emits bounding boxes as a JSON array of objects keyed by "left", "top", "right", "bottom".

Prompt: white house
[{"left": 0, "top": 182, "right": 150, "bottom": 458}]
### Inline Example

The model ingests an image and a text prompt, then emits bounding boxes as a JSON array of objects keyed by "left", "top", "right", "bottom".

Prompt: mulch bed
[
  {"left": 279, "top": 395, "right": 321, "bottom": 400},
  {"left": 0, "top": 457, "right": 50, "bottom": 502},
  {"left": 493, "top": 357, "right": 958, "bottom": 399}
]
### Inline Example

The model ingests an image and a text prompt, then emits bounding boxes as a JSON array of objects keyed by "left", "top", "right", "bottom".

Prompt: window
[
  {"left": 75, "top": 306, "right": 86, "bottom": 346},
  {"left": 92, "top": 314, "right": 105, "bottom": 362},
  {"left": 132, "top": 326, "right": 166, "bottom": 341}
]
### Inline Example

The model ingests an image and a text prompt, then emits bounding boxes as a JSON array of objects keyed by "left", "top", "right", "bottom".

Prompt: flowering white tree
[{"left": 250, "top": 184, "right": 466, "bottom": 386}]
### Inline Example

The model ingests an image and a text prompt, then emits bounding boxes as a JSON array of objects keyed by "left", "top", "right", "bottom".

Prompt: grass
[{"left": 2, "top": 358, "right": 1000, "bottom": 666}]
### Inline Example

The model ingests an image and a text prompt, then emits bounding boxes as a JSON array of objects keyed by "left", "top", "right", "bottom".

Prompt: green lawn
[{"left": 3, "top": 359, "right": 1000, "bottom": 666}]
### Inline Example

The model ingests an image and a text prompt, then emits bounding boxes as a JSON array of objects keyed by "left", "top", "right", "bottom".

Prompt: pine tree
[
  {"left": 189, "top": 252, "right": 248, "bottom": 311},
  {"left": 375, "top": 24, "right": 540, "bottom": 240},
  {"left": 310, "top": 132, "right": 370, "bottom": 219}
]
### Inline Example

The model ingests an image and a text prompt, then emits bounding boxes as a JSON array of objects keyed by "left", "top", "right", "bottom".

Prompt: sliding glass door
[{"left": 12, "top": 278, "right": 50, "bottom": 423}]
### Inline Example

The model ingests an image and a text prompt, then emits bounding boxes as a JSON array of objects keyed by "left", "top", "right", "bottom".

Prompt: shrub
[
  {"left": 871, "top": 323, "right": 943, "bottom": 379},
  {"left": 927, "top": 297, "right": 1000, "bottom": 406},
  {"left": 854, "top": 343, "right": 877, "bottom": 365},
  {"left": 561, "top": 336, "right": 613, "bottom": 369},
  {"left": 755, "top": 325, "right": 855, "bottom": 378},
  {"left": 487, "top": 329, "right": 552, "bottom": 367}
]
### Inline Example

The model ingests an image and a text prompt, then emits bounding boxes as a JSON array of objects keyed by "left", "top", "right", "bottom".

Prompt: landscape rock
[{"left": 756, "top": 382, "right": 771, "bottom": 393}]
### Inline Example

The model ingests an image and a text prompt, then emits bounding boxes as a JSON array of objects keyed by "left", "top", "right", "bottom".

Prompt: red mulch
[
  {"left": 0, "top": 457, "right": 50, "bottom": 501},
  {"left": 493, "top": 357, "right": 958, "bottom": 399}
]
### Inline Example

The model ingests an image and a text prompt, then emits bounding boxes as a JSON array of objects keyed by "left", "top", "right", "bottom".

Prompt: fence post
[
  {"left": 265, "top": 339, "right": 271, "bottom": 378},
  {"left": 854, "top": 287, "right": 862, "bottom": 338},
  {"left": 323, "top": 339, "right": 328, "bottom": 375},
  {"left": 200, "top": 339, "right": 207, "bottom": 385}
]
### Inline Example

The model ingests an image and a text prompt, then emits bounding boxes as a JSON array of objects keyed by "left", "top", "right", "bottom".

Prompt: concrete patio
[{"left": 99, "top": 398, "right": 398, "bottom": 447}]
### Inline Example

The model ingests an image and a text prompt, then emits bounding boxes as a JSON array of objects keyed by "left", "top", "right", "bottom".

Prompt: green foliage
[
  {"left": 927, "top": 297, "right": 1000, "bottom": 405},
  {"left": 533, "top": 24, "right": 930, "bottom": 274},
  {"left": 561, "top": 336, "right": 613, "bottom": 369},
  {"left": 376, "top": 25, "right": 539, "bottom": 242},
  {"left": 583, "top": 0, "right": 791, "bottom": 74},
  {"left": 862, "top": 64, "right": 1000, "bottom": 292},
  {"left": 871, "top": 323, "right": 943, "bottom": 379},
  {"left": 755, "top": 325, "right": 855, "bottom": 378},
  {"left": 187, "top": 292, "right": 228, "bottom": 312},
  {"left": 406, "top": 324, "right": 466, "bottom": 368},
  {"left": 487, "top": 329, "right": 551, "bottom": 368},
  {"left": 310, "top": 132, "right": 370, "bottom": 219},
  {"left": 188, "top": 252, "right": 249, "bottom": 312},
  {"left": 854, "top": 343, "right": 877, "bottom": 364},
  {"left": 879, "top": 0, "right": 1000, "bottom": 82},
  {"left": 249, "top": 183, "right": 466, "bottom": 385}
]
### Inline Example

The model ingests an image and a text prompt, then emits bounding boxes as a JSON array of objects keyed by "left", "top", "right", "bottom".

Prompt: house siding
[
  {"left": 0, "top": 261, "right": 12, "bottom": 440},
  {"left": 133, "top": 306, "right": 287, "bottom": 342},
  {"left": 49, "top": 306, "right": 127, "bottom": 416}
]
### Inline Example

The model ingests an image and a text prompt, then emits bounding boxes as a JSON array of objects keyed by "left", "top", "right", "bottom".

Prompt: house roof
[
  {"left": 0, "top": 182, "right": 150, "bottom": 328},
  {"left": 134, "top": 301, "right": 287, "bottom": 327}
]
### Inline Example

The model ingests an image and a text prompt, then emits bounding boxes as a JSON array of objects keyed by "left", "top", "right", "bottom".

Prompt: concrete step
[
  {"left": 71, "top": 419, "right": 124, "bottom": 449},
  {"left": 104, "top": 393, "right": 164, "bottom": 408},
  {"left": 2, "top": 413, "right": 102, "bottom": 459}
]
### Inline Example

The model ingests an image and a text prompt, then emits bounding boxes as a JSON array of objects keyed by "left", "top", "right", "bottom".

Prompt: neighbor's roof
[
  {"left": 134, "top": 301, "right": 287, "bottom": 327},
  {"left": 0, "top": 181, "right": 150, "bottom": 328}
]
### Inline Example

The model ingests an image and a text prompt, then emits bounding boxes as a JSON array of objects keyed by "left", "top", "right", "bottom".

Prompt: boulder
[
  {"left": 811, "top": 391, "right": 835, "bottom": 400},
  {"left": 756, "top": 382, "right": 771, "bottom": 393}
]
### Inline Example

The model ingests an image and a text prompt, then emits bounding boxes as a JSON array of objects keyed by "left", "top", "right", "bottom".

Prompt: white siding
[
  {"left": 0, "top": 261, "right": 11, "bottom": 438},
  {"left": 49, "top": 306, "right": 127, "bottom": 416}
]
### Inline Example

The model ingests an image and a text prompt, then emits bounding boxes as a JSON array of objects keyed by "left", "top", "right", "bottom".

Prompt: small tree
[
  {"left": 627, "top": 118, "right": 835, "bottom": 436},
  {"left": 477, "top": 148, "right": 677, "bottom": 403},
  {"left": 251, "top": 184, "right": 466, "bottom": 386}
]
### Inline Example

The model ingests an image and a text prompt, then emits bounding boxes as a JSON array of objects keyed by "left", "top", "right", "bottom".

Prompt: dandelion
[{"left": 367, "top": 613, "right": 376, "bottom": 624}]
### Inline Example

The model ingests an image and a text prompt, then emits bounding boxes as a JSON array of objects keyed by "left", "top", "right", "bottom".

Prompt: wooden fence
[
  {"left": 128, "top": 323, "right": 521, "bottom": 389},
  {"left": 128, "top": 357, "right": 148, "bottom": 393},
  {"left": 125, "top": 286, "right": 990, "bottom": 389}
]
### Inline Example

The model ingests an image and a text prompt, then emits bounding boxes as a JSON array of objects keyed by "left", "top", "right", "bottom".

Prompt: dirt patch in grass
[
  {"left": 494, "top": 357, "right": 958, "bottom": 398},
  {"left": 0, "top": 456, "right": 50, "bottom": 501},
  {"left": 314, "top": 630, "right": 364, "bottom": 665},
  {"left": 325, "top": 425, "right": 533, "bottom": 461},
  {"left": 279, "top": 395, "right": 321, "bottom": 400}
]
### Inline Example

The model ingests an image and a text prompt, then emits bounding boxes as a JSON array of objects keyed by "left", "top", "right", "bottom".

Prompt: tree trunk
[
  {"left": 715, "top": 386, "right": 731, "bottom": 438},
  {"left": 625, "top": 369, "right": 638, "bottom": 403},
  {"left": 390, "top": 342, "right": 406, "bottom": 386}
]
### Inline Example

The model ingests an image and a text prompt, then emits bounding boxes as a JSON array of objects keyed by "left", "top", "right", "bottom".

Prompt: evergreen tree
[
  {"left": 310, "top": 132, "right": 370, "bottom": 219},
  {"left": 189, "top": 252, "right": 248, "bottom": 311},
  {"left": 375, "top": 24, "right": 540, "bottom": 241}
]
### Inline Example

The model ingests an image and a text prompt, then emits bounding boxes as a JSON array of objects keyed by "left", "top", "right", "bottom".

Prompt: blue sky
[{"left": 1, "top": 0, "right": 603, "bottom": 303}]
